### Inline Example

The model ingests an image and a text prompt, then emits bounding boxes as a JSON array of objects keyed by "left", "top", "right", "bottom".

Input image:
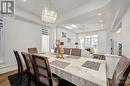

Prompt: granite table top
[{"left": 36, "top": 53, "right": 107, "bottom": 86}]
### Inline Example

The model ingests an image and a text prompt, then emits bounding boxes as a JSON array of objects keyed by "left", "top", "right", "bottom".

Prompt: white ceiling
[
  {"left": 16, "top": 0, "right": 130, "bottom": 33},
  {"left": 16, "top": 0, "right": 90, "bottom": 17}
]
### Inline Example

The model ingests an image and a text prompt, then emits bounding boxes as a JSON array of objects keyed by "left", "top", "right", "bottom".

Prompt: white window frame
[
  {"left": 0, "top": 17, "right": 4, "bottom": 63},
  {"left": 79, "top": 35, "right": 98, "bottom": 50}
]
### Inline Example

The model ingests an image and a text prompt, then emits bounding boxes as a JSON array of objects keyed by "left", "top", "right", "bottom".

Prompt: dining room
[{"left": 0, "top": 0, "right": 130, "bottom": 86}]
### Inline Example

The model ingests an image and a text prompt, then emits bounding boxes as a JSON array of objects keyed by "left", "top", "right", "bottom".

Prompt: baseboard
[{"left": 0, "top": 64, "right": 17, "bottom": 74}]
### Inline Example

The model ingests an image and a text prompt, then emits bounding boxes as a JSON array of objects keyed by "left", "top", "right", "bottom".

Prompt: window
[
  {"left": 85, "top": 36, "right": 91, "bottom": 48},
  {"left": 79, "top": 38, "right": 85, "bottom": 49},
  {"left": 0, "top": 17, "right": 4, "bottom": 63},
  {"left": 79, "top": 35, "right": 98, "bottom": 50}
]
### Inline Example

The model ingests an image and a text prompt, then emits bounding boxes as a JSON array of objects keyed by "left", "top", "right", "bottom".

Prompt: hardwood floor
[{"left": 0, "top": 70, "right": 17, "bottom": 86}]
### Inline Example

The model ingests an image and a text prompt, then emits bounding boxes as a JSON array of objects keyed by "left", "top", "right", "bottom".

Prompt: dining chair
[
  {"left": 31, "top": 54, "right": 59, "bottom": 86},
  {"left": 93, "top": 54, "right": 105, "bottom": 60},
  {"left": 71, "top": 48, "right": 81, "bottom": 56},
  {"left": 64, "top": 48, "right": 70, "bottom": 55},
  {"left": 13, "top": 50, "right": 24, "bottom": 82},
  {"left": 21, "top": 52, "right": 36, "bottom": 86},
  {"left": 108, "top": 56, "right": 130, "bottom": 86},
  {"left": 28, "top": 48, "right": 38, "bottom": 53}
]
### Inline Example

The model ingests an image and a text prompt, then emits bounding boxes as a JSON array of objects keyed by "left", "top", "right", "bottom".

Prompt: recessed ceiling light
[
  {"left": 99, "top": 20, "right": 103, "bottom": 23},
  {"left": 23, "top": 0, "right": 26, "bottom": 2},
  {"left": 70, "top": 24, "right": 78, "bottom": 28},
  {"left": 116, "top": 29, "right": 121, "bottom": 33},
  {"left": 65, "top": 26, "right": 73, "bottom": 29},
  {"left": 98, "top": 13, "right": 102, "bottom": 16}
]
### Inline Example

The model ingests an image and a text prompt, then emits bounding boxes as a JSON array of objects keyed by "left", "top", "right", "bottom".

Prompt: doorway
[{"left": 42, "top": 35, "right": 49, "bottom": 53}]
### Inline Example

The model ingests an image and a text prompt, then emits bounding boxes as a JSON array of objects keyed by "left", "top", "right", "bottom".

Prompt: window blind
[
  {"left": 0, "top": 17, "right": 3, "bottom": 28},
  {"left": 0, "top": 17, "right": 3, "bottom": 62},
  {"left": 42, "top": 28, "right": 49, "bottom": 35}
]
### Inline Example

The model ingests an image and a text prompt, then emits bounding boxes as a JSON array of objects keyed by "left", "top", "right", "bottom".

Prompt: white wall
[
  {"left": 56, "top": 27, "right": 77, "bottom": 48},
  {"left": 112, "top": 5, "right": 130, "bottom": 58},
  {"left": 121, "top": 6, "right": 130, "bottom": 58},
  {"left": 49, "top": 27, "right": 77, "bottom": 49},
  {"left": 4, "top": 17, "right": 42, "bottom": 61},
  {"left": 0, "top": 9, "right": 42, "bottom": 73},
  {"left": 49, "top": 28, "right": 56, "bottom": 49},
  {"left": 98, "top": 31, "right": 107, "bottom": 53}
]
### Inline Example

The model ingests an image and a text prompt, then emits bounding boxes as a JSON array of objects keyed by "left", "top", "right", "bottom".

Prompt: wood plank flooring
[{"left": 0, "top": 70, "right": 17, "bottom": 86}]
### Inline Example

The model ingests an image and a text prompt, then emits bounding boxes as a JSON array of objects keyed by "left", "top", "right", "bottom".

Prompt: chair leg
[
  {"left": 19, "top": 73, "right": 23, "bottom": 84},
  {"left": 34, "top": 80, "right": 38, "bottom": 86},
  {"left": 34, "top": 77, "right": 39, "bottom": 86},
  {"left": 20, "top": 68, "right": 24, "bottom": 82},
  {"left": 17, "top": 67, "right": 21, "bottom": 84},
  {"left": 17, "top": 67, "right": 21, "bottom": 79},
  {"left": 28, "top": 75, "right": 31, "bottom": 86}
]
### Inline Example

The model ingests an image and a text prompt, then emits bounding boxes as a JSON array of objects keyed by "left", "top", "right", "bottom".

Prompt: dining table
[{"left": 36, "top": 53, "right": 107, "bottom": 86}]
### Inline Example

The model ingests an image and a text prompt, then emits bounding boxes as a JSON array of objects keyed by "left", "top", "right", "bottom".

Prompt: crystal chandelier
[
  {"left": 41, "top": 0, "right": 57, "bottom": 23},
  {"left": 42, "top": 7, "right": 57, "bottom": 23}
]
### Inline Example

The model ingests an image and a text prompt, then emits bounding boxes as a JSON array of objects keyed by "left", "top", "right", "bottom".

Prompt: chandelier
[
  {"left": 41, "top": 0, "right": 57, "bottom": 23},
  {"left": 42, "top": 7, "right": 57, "bottom": 23}
]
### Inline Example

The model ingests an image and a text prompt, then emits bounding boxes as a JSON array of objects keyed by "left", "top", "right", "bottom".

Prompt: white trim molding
[{"left": 0, "top": 64, "right": 17, "bottom": 74}]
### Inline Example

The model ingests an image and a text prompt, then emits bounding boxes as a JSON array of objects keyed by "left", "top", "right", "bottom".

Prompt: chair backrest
[
  {"left": 31, "top": 54, "right": 53, "bottom": 86},
  {"left": 112, "top": 56, "right": 130, "bottom": 86},
  {"left": 28, "top": 48, "right": 38, "bottom": 53},
  {"left": 71, "top": 48, "right": 81, "bottom": 56},
  {"left": 21, "top": 52, "right": 34, "bottom": 75},
  {"left": 13, "top": 50, "right": 23, "bottom": 73},
  {"left": 64, "top": 48, "right": 70, "bottom": 55},
  {"left": 93, "top": 54, "right": 105, "bottom": 60}
]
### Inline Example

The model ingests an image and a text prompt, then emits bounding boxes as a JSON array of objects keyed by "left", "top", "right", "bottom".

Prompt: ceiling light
[
  {"left": 23, "top": 0, "right": 26, "bottom": 2},
  {"left": 70, "top": 24, "right": 78, "bottom": 28},
  {"left": 99, "top": 20, "right": 103, "bottom": 23},
  {"left": 41, "top": 0, "right": 58, "bottom": 23},
  {"left": 116, "top": 29, "right": 121, "bottom": 33},
  {"left": 42, "top": 7, "right": 57, "bottom": 23},
  {"left": 98, "top": 13, "right": 102, "bottom": 16},
  {"left": 65, "top": 26, "right": 73, "bottom": 29}
]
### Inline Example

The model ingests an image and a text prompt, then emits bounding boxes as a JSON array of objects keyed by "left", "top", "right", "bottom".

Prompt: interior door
[{"left": 42, "top": 35, "right": 49, "bottom": 52}]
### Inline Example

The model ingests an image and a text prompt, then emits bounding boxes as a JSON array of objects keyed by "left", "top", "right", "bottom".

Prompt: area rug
[
  {"left": 8, "top": 73, "right": 76, "bottom": 86},
  {"left": 8, "top": 73, "right": 35, "bottom": 86}
]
